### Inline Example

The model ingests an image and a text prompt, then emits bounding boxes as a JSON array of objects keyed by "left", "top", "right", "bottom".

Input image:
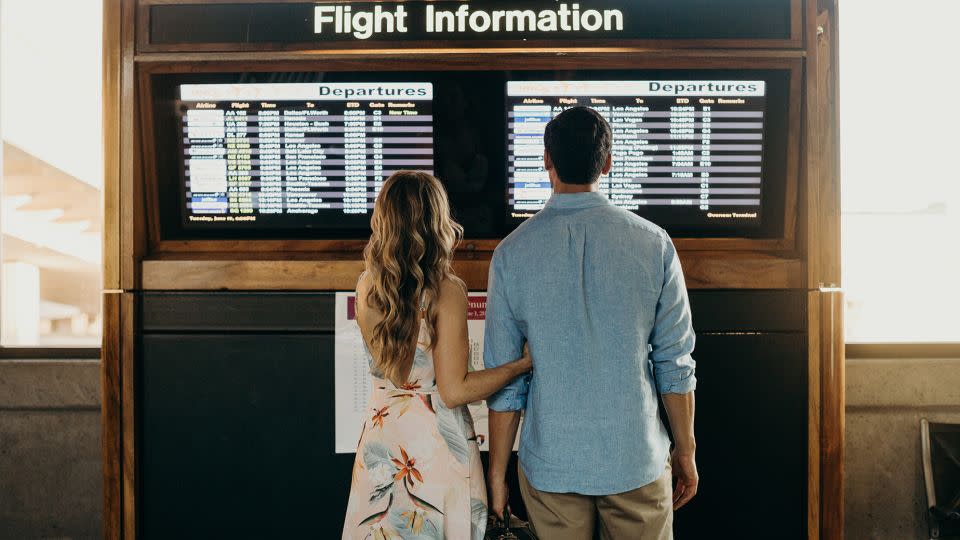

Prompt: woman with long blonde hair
[{"left": 342, "top": 171, "right": 531, "bottom": 540}]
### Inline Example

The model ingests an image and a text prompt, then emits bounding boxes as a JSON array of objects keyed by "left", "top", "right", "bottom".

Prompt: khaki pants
[{"left": 518, "top": 464, "right": 673, "bottom": 540}]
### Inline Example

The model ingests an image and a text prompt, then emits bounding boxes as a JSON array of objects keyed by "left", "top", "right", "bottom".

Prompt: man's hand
[
  {"left": 487, "top": 475, "right": 510, "bottom": 520},
  {"left": 671, "top": 449, "right": 699, "bottom": 510}
]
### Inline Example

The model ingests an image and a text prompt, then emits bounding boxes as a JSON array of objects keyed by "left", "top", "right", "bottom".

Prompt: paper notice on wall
[
  {"left": 334, "top": 292, "right": 374, "bottom": 454},
  {"left": 335, "top": 292, "right": 520, "bottom": 454}
]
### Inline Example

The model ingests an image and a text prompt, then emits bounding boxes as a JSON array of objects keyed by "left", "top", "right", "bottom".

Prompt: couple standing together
[{"left": 343, "top": 107, "right": 699, "bottom": 540}]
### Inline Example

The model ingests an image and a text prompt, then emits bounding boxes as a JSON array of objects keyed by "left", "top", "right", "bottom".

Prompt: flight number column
[{"left": 224, "top": 108, "right": 253, "bottom": 215}]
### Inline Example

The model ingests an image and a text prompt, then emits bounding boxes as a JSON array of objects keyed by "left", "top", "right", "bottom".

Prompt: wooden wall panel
[
  {"left": 819, "top": 289, "right": 845, "bottom": 540},
  {"left": 141, "top": 253, "right": 802, "bottom": 291},
  {"left": 121, "top": 293, "right": 138, "bottom": 540},
  {"left": 103, "top": 0, "right": 122, "bottom": 290},
  {"left": 805, "top": 3, "right": 841, "bottom": 288},
  {"left": 807, "top": 291, "right": 822, "bottom": 540},
  {"left": 120, "top": 0, "right": 143, "bottom": 290},
  {"left": 101, "top": 291, "right": 138, "bottom": 540},
  {"left": 101, "top": 293, "right": 122, "bottom": 540},
  {"left": 815, "top": 8, "right": 841, "bottom": 286}
]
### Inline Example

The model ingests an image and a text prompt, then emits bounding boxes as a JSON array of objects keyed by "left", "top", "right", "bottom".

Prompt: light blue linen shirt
[{"left": 484, "top": 191, "right": 697, "bottom": 495}]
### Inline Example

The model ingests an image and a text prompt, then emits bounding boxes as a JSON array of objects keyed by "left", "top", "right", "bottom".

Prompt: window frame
[
  {"left": 838, "top": 2, "right": 960, "bottom": 351},
  {"left": 0, "top": 0, "right": 103, "bottom": 357},
  {"left": 0, "top": 347, "right": 101, "bottom": 360},
  {"left": 846, "top": 343, "right": 960, "bottom": 359}
]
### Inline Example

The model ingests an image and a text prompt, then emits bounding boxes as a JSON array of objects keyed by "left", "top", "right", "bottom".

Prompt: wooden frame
[
  {"left": 101, "top": 293, "right": 122, "bottom": 540},
  {"left": 135, "top": 52, "right": 803, "bottom": 259},
  {"left": 103, "top": 0, "right": 122, "bottom": 290},
  {"left": 101, "top": 291, "right": 138, "bottom": 540},
  {"left": 846, "top": 343, "right": 960, "bottom": 359},
  {"left": 818, "top": 289, "right": 844, "bottom": 540},
  {"left": 140, "top": 251, "right": 803, "bottom": 291},
  {"left": 134, "top": 0, "right": 805, "bottom": 54},
  {"left": 806, "top": 290, "right": 822, "bottom": 540}
]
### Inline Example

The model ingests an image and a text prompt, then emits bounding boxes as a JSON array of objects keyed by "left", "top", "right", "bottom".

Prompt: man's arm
[
  {"left": 650, "top": 236, "right": 699, "bottom": 509},
  {"left": 482, "top": 251, "right": 528, "bottom": 518},
  {"left": 662, "top": 392, "right": 697, "bottom": 509},
  {"left": 487, "top": 409, "right": 521, "bottom": 518}
]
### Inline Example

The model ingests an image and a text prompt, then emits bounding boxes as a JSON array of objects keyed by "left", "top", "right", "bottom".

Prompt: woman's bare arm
[{"left": 432, "top": 279, "right": 530, "bottom": 409}]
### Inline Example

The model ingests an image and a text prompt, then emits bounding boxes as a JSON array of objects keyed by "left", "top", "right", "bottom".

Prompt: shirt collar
[{"left": 544, "top": 190, "right": 612, "bottom": 210}]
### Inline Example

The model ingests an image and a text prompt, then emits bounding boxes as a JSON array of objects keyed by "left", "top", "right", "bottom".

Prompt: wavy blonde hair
[{"left": 363, "top": 171, "right": 463, "bottom": 386}]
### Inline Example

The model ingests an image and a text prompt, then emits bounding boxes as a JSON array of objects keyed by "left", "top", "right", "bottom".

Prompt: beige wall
[
  {"left": 845, "top": 357, "right": 960, "bottom": 540},
  {"left": 1, "top": 356, "right": 957, "bottom": 539},
  {"left": 0, "top": 360, "right": 101, "bottom": 540}
]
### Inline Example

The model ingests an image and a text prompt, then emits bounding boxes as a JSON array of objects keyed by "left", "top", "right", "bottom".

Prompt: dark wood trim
[
  {"left": 801, "top": 0, "right": 819, "bottom": 289},
  {"left": 136, "top": 53, "right": 803, "bottom": 257},
  {"left": 803, "top": 0, "right": 841, "bottom": 290},
  {"left": 121, "top": 0, "right": 142, "bottom": 290},
  {"left": 0, "top": 348, "right": 100, "bottom": 360},
  {"left": 121, "top": 293, "right": 138, "bottom": 540},
  {"left": 134, "top": 48, "right": 806, "bottom": 65},
  {"left": 137, "top": 69, "right": 163, "bottom": 254},
  {"left": 813, "top": 7, "right": 841, "bottom": 286},
  {"left": 806, "top": 291, "right": 821, "bottom": 540},
  {"left": 137, "top": 39, "right": 807, "bottom": 56},
  {"left": 793, "top": 0, "right": 806, "bottom": 49},
  {"left": 845, "top": 343, "right": 960, "bottom": 359},
  {"left": 820, "top": 289, "right": 845, "bottom": 540},
  {"left": 104, "top": 0, "right": 122, "bottom": 290},
  {"left": 150, "top": 237, "right": 793, "bottom": 255},
  {"left": 101, "top": 293, "right": 122, "bottom": 540},
  {"left": 135, "top": 0, "right": 804, "bottom": 53}
]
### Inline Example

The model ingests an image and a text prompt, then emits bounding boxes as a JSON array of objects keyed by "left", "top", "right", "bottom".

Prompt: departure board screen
[
  {"left": 177, "top": 82, "right": 433, "bottom": 230},
  {"left": 155, "top": 69, "right": 791, "bottom": 240},
  {"left": 507, "top": 80, "right": 767, "bottom": 229}
]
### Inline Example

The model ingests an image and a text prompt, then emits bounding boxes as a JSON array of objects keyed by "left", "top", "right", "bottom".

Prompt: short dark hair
[{"left": 543, "top": 106, "right": 613, "bottom": 185}]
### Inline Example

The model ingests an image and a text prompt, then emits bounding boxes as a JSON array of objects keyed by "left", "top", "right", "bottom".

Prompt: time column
[
  {"left": 224, "top": 107, "right": 253, "bottom": 214},
  {"left": 343, "top": 105, "right": 370, "bottom": 214}
]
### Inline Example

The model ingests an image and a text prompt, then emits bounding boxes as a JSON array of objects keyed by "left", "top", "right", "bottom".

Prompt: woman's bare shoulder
[{"left": 436, "top": 276, "right": 468, "bottom": 310}]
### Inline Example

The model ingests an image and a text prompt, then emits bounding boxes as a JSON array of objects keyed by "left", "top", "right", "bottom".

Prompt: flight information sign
[
  {"left": 506, "top": 80, "right": 767, "bottom": 228},
  {"left": 178, "top": 82, "right": 433, "bottom": 230}
]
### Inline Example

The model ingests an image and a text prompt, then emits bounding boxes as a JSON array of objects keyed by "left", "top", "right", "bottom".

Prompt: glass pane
[
  {"left": 840, "top": 0, "right": 960, "bottom": 343},
  {"left": 0, "top": 0, "right": 102, "bottom": 347}
]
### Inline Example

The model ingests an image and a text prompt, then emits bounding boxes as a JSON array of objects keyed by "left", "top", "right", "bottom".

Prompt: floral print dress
[{"left": 342, "top": 318, "right": 488, "bottom": 540}]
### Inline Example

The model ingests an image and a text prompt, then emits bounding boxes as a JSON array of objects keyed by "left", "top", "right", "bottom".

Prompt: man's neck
[{"left": 551, "top": 180, "right": 599, "bottom": 194}]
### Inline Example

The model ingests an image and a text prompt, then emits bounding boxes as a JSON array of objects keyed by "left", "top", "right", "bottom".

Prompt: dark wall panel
[
  {"left": 689, "top": 290, "right": 807, "bottom": 333},
  {"left": 138, "top": 291, "right": 807, "bottom": 538},
  {"left": 139, "top": 334, "right": 344, "bottom": 538},
  {"left": 142, "top": 292, "right": 335, "bottom": 332},
  {"left": 672, "top": 332, "right": 808, "bottom": 539}
]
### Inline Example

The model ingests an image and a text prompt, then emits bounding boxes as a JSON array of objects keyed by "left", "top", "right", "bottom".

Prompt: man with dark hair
[{"left": 484, "top": 106, "right": 699, "bottom": 539}]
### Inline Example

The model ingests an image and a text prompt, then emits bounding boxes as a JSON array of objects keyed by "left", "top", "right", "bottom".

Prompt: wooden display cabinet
[{"left": 102, "top": 1, "right": 843, "bottom": 538}]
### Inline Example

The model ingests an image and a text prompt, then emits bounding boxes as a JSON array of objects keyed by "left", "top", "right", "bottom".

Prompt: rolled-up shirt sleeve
[
  {"left": 483, "top": 250, "right": 529, "bottom": 412},
  {"left": 649, "top": 236, "right": 697, "bottom": 395}
]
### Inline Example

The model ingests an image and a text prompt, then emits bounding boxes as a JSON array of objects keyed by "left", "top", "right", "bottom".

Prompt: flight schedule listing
[
  {"left": 178, "top": 82, "right": 434, "bottom": 229},
  {"left": 507, "top": 80, "right": 767, "bottom": 224}
]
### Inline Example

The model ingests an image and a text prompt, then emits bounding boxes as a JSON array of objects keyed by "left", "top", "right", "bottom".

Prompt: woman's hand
[{"left": 514, "top": 343, "right": 533, "bottom": 374}]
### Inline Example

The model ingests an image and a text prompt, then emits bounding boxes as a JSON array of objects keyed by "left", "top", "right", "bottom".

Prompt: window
[
  {"left": 0, "top": 0, "right": 102, "bottom": 348},
  {"left": 840, "top": 0, "right": 960, "bottom": 344}
]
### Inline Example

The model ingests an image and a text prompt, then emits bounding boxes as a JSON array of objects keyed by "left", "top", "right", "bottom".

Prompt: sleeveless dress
[{"left": 341, "top": 314, "right": 488, "bottom": 540}]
